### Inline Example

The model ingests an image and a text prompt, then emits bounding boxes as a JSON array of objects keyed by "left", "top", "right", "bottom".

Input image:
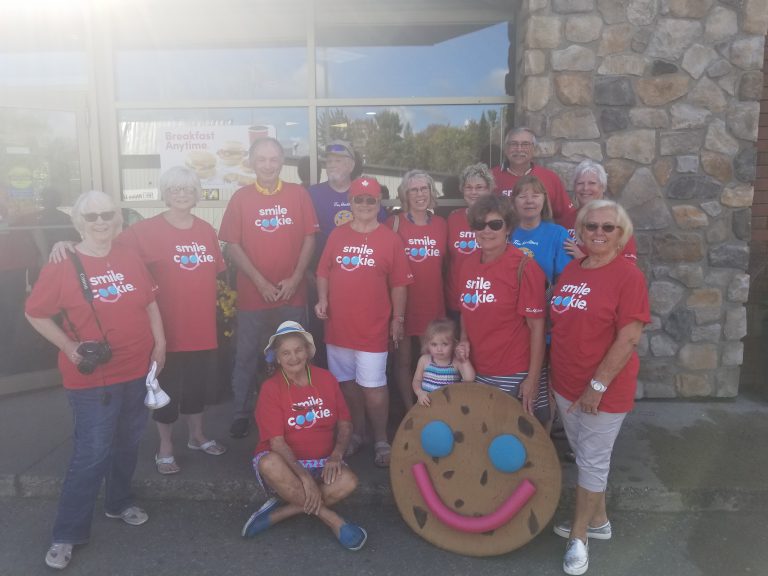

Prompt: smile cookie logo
[
  {"left": 287, "top": 396, "right": 331, "bottom": 430},
  {"left": 254, "top": 204, "right": 293, "bottom": 232},
  {"left": 460, "top": 276, "right": 496, "bottom": 311},
  {"left": 407, "top": 235, "right": 441, "bottom": 263},
  {"left": 550, "top": 281, "right": 591, "bottom": 314},
  {"left": 89, "top": 269, "right": 137, "bottom": 303},
  {"left": 454, "top": 231, "right": 477, "bottom": 255},
  {"left": 390, "top": 383, "right": 561, "bottom": 556},
  {"left": 335, "top": 243, "right": 376, "bottom": 271},
  {"left": 173, "top": 242, "right": 216, "bottom": 271}
]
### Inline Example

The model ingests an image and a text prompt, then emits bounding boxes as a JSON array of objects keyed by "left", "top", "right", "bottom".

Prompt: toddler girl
[{"left": 412, "top": 318, "right": 475, "bottom": 406}]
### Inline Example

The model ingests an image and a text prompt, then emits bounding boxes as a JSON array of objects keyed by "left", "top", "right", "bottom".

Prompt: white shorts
[
  {"left": 326, "top": 344, "right": 388, "bottom": 388},
  {"left": 554, "top": 391, "right": 626, "bottom": 493}
]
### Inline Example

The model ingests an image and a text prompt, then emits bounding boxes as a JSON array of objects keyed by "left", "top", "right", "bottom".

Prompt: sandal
[
  {"left": 345, "top": 434, "right": 365, "bottom": 457},
  {"left": 373, "top": 441, "right": 391, "bottom": 468},
  {"left": 187, "top": 439, "right": 227, "bottom": 456},
  {"left": 155, "top": 454, "right": 180, "bottom": 475}
]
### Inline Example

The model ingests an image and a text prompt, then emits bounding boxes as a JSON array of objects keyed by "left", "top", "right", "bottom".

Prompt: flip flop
[
  {"left": 187, "top": 439, "right": 227, "bottom": 456},
  {"left": 155, "top": 454, "right": 180, "bottom": 475},
  {"left": 373, "top": 441, "right": 391, "bottom": 468}
]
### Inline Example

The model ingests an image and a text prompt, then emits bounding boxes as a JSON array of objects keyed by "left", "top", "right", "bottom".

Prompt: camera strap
[{"left": 60, "top": 251, "right": 109, "bottom": 343}]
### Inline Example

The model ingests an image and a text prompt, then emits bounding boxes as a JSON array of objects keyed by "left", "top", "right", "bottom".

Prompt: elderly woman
[
  {"left": 51, "top": 167, "right": 228, "bottom": 474},
  {"left": 445, "top": 163, "right": 494, "bottom": 322},
  {"left": 116, "top": 167, "right": 227, "bottom": 473},
  {"left": 243, "top": 321, "right": 366, "bottom": 550},
  {"left": 457, "top": 195, "right": 549, "bottom": 423},
  {"left": 509, "top": 174, "right": 572, "bottom": 287},
  {"left": 563, "top": 160, "right": 637, "bottom": 262},
  {"left": 25, "top": 190, "right": 165, "bottom": 570},
  {"left": 316, "top": 177, "right": 413, "bottom": 467},
  {"left": 387, "top": 170, "right": 447, "bottom": 411},
  {"left": 549, "top": 200, "right": 649, "bottom": 575}
]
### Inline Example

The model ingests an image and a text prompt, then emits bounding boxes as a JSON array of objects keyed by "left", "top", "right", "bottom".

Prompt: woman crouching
[{"left": 242, "top": 321, "right": 367, "bottom": 551}]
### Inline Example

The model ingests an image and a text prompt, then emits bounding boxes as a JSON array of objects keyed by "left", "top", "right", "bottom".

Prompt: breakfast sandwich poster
[{"left": 157, "top": 125, "right": 258, "bottom": 200}]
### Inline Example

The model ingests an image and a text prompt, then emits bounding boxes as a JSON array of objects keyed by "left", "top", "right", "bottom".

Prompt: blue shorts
[{"left": 252, "top": 450, "right": 329, "bottom": 495}]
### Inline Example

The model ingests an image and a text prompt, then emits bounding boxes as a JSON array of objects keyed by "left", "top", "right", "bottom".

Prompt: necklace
[{"left": 280, "top": 364, "right": 312, "bottom": 388}]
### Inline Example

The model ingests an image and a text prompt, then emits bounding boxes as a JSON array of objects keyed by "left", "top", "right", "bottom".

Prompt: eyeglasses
[
  {"left": 352, "top": 195, "right": 378, "bottom": 205},
  {"left": 82, "top": 211, "right": 116, "bottom": 223},
  {"left": 584, "top": 222, "right": 620, "bottom": 233},
  {"left": 506, "top": 141, "right": 534, "bottom": 150},
  {"left": 470, "top": 219, "right": 505, "bottom": 231},
  {"left": 168, "top": 186, "right": 196, "bottom": 196},
  {"left": 407, "top": 186, "right": 430, "bottom": 195}
]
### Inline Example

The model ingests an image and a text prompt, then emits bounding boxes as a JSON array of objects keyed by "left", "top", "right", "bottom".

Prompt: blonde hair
[
  {"left": 574, "top": 199, "right": 634, "bottom": 249},
  {"left": 421, "top": 318, "right": 459, "bottom": 354}
]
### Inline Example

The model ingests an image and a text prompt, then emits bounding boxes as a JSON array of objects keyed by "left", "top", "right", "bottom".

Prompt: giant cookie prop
[{"left": 390, "top": 383, "right": 561, "bottom": 556}]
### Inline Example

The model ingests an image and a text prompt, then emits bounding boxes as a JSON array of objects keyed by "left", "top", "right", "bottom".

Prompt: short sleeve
[
  {"left": 25, "top": 263, "right": 65, "bottom": 318},
  {"left": 616, "top": 266, "right": 650, "bottom": 329},
  {"left": 298, "top": 188, "right": 320, "bottom": 236},
  {"left": 255, "top": 378, "right": 286, "bottom": 444},
  {"left": 517, "top": 256, "right": 546, "bottom": 318},
  {"left": 388, "top": 233, "right": 414, "bottom": 287},
  {"left": 218, "top": 189, "right": 244, "bottom": 244},
  {"left": 553, "top": 225, "right": 573, "bottom": 282}
]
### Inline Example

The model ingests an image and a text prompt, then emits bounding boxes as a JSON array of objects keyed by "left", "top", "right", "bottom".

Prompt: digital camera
[{"left": 76, "top": 340, "right": 112, "bottom": 374}]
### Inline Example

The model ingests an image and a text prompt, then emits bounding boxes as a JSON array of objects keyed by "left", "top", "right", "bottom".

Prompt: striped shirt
[{"left": 421, "top": 360, "right": 462, "bottom": 392}]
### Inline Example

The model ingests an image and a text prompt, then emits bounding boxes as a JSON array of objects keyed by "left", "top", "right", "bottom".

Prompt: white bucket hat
[{"left": 264, "top": 321, "right": 316, "bottom": 361}]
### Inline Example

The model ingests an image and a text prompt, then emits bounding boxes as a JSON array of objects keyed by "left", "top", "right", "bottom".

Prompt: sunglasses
[
  {"left": 470, "top": 219, "right": 505, "bottom": 231},
  {"left": 83, "top": 211, "right": 116, "bottom": 223},
  {"left": 326, "top": 144, "right": 352, "bottom": 156},
  {"left": 584, "top": 222, "right": 620, "bottom": 233},
  {"left": 352, "top": 195, "right": 378, "bottom": 205}
]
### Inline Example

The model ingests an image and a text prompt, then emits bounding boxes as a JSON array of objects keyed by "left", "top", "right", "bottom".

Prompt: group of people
[{"left": 24, "top": 128, "right": 649, "bottom": 576}]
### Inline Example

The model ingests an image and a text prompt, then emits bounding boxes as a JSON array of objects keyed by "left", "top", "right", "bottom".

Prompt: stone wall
[{"left": 516, "top": 0, "right": 768, "bottom": 398}]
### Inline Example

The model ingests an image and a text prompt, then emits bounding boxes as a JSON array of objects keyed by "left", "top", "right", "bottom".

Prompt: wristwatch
[{"left": 590, "top": 379, "right": 607, "bottom": 393}]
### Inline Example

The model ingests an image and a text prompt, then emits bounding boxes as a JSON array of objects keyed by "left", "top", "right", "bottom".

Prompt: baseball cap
[
  {"left": 348, "top": 177, "right": 382, "bottom": 199},
  {"left": 325, "top": 140, "right": 355, "bottom": 160}
]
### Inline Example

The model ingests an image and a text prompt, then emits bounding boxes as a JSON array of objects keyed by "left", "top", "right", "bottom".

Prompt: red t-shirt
[
  {"left": 559, "top": 210, "right": 638, "bottom": 262},
  {"left": 458, "top": 246, "right": 547, "bottom": 375},
  {"left": 255, "top": 366, "right": 351, "bottom": 460},
  {"left": 25, "top": 246, "right": 156, "bottom": 390},
  {"left": 549, "top": 256, "right": 650, "bottom": 413},
  {"left": 445, "top": 208, "right": 478, "bottom": 313},
  {"left": 218, "top": 183, "right": 319, "bottom": 311},
  {"left": 386, "top": 213, "right": 447, "bottom": 336},
  {"left": 492, "top": 163, "right": 576, "bottom": 226},
  {"left": 316, "top": 223, "right": 414, "bottom": 352},
  {"left": 117, "top": 215, "right": 225, "bottom": 352}
]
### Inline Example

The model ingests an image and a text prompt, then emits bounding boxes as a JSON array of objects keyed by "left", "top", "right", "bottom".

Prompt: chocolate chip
[
  {"left": 443, "top": 470, "right": 455, "bottom": 479},
  {"left": 528, "top": 510, "right": 539, "bottom": 534},
  {"left": 413, "top": 506, "right": 428, "bottom": 529},
  {"left": 518, "top": 416, "right": 534, "bottom": 438},
  {"left": 461, "top": 405, "right": 470, "bottom": 414},
  {"left": 453, "top": 431, "right": 464, "bottom": 443},
  {"left": 454, "top": 499, "right": 464, "bottom": 508},
  {"left": 480, "top": 470, "right": 488, "bottom": 485}
]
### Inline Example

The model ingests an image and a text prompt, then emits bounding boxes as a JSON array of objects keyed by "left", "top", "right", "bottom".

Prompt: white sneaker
[
  {"left": 554, "top": 520, "right": 612, "bottom": 540},
  {"left": 45, "top": 543, "right": 73, "bottom": 570},
  {"left": 563, "top": 537, "right": 589, "bottom": 575}
]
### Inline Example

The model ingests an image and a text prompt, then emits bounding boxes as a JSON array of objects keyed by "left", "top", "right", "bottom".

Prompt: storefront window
[
  {"left": 316, "top": 21, "right": 510, "bottom": 99},
  {"left": 117, "top": 108, "right": 309, "bottom": 216},
  {"left": 317, "top": 104, "right": 509, "bottom": 184},
  {"left": 116, "top": 48, "right": 308, "bottom": 101}
]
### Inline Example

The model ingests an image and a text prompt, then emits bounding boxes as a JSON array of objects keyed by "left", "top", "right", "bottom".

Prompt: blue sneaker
[
  {"left": 337, "top": 523, "right": 368, "bottom": 551},
  {"left": 241, "top": 497, "right": 281, "bottom": 538}
]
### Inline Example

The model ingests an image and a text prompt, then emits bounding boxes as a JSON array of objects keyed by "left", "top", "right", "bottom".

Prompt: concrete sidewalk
[{"left": 2, "top": 384, "right": 767, "bottom": 512}]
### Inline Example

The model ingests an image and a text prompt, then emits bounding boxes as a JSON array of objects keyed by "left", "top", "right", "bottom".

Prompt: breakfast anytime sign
[{"left": 157, "top": 125, "right": 275, "bottom": 200}]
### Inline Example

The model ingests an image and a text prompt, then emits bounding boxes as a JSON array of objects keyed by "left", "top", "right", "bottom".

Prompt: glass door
[{"left": 0, "top": 92, "right": 93, "bottom": 386}]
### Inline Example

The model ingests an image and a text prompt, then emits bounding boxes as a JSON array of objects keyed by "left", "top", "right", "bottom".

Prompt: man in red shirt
[
  {"left": 219, "top": 137, "right": 319, "bottom": 438},
  {"left": 492, "top": 127, "right": 575, "bottom": 226}
]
